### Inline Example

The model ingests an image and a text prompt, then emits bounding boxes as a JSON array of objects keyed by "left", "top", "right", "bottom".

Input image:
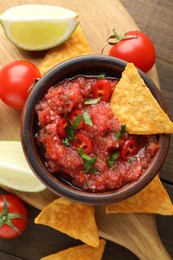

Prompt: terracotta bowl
[{"left": 21, "top": 55, "right": 170, "bottom": 205}]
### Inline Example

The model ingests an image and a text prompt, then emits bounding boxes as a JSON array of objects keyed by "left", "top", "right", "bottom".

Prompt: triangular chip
[
  {"left": 110, "top": 63, "right": 173, "bottom": 134},
  {"left": 41, "top": 239, "right": 106, "bottom": 260},
  {"left": 34, "top": 197, "right": 99, "bottom": 247},
  {"left": 106, "top": 175, "right": 173, "bottom": 215},
  {"left": 39, "top": 25, "right": 92, "bottom": 75}
]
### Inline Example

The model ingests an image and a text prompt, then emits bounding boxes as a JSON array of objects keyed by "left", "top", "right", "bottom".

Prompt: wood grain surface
[{"left": 0, "top": 0, "right": 173, "bottom": 259}]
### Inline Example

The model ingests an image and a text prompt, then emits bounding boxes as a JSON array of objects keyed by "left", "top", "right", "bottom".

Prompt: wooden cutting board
[{"left": 0, "top": 0, "right": 170, "bottom": 259}]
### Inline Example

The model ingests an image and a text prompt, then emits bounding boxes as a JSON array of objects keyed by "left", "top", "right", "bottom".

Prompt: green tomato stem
[
  {"left": 0, "top": 195, "right": 27, "bottom": 234},
  {"left": 107, "top": 28, "right": 138, "bottom": 45}
]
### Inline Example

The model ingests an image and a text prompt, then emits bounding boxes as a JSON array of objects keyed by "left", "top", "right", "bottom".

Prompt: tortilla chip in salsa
[
  {"left": 110, "top": 63, "right": 173, "bottom": 134},
  {"left": 41, "top": 239, "right": 106, "bottom": 260},
  {"left": 34, "top": 197, "right": 99, "bottom": 247}
]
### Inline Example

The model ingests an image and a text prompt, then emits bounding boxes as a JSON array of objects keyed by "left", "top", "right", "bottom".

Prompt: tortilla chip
[
  {"left": 39, "top": 25, "right": 92, "bottom": 75},
  {"left": 106, "top": 175, "right": 173, "bottom": 215},
  {"left": 110, "top": 63, "right": 173, "bottom": 134},
  {"left": 34, "top": 197, "right": 99, "bottom": 247},
  {"left": 41, "top": 239, "right": 106, "bottom": 260}
]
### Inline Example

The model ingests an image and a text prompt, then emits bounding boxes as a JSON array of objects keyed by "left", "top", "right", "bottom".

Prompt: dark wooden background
[{"left": 0, "top": 0, "right": 173, "bottom": 259}]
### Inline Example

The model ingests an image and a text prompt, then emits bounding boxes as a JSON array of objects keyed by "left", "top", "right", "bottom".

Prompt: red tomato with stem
[
  {"left": 120, "top": 139, "right": 138, "bottom": 161},
  {"left": 0, "top": 60, "right": 41, "bottom": 110},
  {"left": 0, "top": 194, "right": 28, "bottom": 239},
  {"left": 108, "top": 30, "right": 156, "bottom": 73},
  {"left": 72, "top": 133, "right": 92, "bottom": 154},
  {"left": 92, "top": 79, "right": 112, "bottom": 101}
]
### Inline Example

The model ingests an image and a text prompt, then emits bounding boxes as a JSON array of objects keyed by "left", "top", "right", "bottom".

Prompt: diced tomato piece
[{"left": 92, "top": 79, "right": 112, "bottom": 101}]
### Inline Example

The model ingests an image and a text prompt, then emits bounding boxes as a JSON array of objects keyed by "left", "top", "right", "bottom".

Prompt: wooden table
[{"left": 0, "top": 0, "right": 173, "bottom": 259}]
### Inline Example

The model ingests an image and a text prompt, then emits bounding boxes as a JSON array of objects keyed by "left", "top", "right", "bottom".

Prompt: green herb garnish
[
  {"left": 128, "top": 157, "right": 136, "bottom": 164},
  {"left": 91, "top": 168, "right": 100, "bottom": 173},
  {"left": 72, "top": 114, "right": 83, "bottom": 130},
  {"left": 115, "top": 124, "right": 126, "bottom": 141},
  {"left": 83, "top": 111, "right": 93, "bottom": 126},
  {"left": 63, "top": 114, "right": 83, "bottom": 146},
  {"left": 84, "top": 97, "right": 101, "bottom": 105},
  {"left": 77, "top": 148, "right": 97, "bottom": 173},
  {"left": 108, "top": 152, "right": 120, "bottom": 167},
  {"left": 97, "top": 73, "right": 106, "bottom": 80}
]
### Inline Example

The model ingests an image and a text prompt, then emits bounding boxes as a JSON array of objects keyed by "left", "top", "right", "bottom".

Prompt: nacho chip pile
[
  {"left": 35, "top": 177, "right": 173, "bottom": 250},
  {"left": 110, "top": 63, "right": 173, "bottom": 134}
]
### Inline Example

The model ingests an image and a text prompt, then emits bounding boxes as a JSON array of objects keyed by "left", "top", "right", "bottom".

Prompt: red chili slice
[
  {"left": 57, "top": 117, "right": 68, "bottom": 139},
  {"left": 120, "top": 139, "right": 138, "bottom": 161},
  {"left": 92, "top": 79, "right": 112, "bottom": 101},
  {"left": 72, "top": 133, "right": 92, "bottom": 154},
  {"left": 69, "top": 109, "right": 84, "bottom": 129}
]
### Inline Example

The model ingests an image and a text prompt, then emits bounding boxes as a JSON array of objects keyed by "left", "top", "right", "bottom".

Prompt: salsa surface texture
[{"left": 35, "top": 76, "right": 158, "bottom": 192}]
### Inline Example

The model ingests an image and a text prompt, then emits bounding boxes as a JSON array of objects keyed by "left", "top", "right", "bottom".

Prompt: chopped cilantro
[
  {"left": 83, "top": 111, "right": 93, "bottom": 126},
  {"left": 108, "top": 152, "right": 120, "bottom": 167},
  {"left": 115, "top": 124, "right": 126, "bottom": 141},
  {"left": 97, "top": 73, "right": 106, "bottom": 80},
  {"left": 128, "top": 157, "right": 136, "bottom": 164},
  {"left": 77, "top": 148, "right": 97, "bottom": 173},
  {"left": 91, "top": 168, "right": 100, "bottom": 174},
  {"left": 72, "top": 114, "right": 83, "bottom": 130},
  {"left": 145, "top": 142, "right": 149, "bottom": 148},
  {"left": 84, "top": 97, "right": 101, "bottom": 105},
  {"left": 63, "top": 114, "right": 83, "bottom": 146}
]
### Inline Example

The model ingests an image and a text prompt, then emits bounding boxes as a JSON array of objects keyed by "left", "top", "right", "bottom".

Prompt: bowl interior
[{"left": 21, "top": 55, "right": 171, "bottom": 205}]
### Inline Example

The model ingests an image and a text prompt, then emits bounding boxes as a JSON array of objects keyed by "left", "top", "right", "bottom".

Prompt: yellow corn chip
[
  {"left": 106, "top": 175, "right": 173, "bottom": 215},
  {"left": 110, "top": 63, "right": 173, "bottom": 134},
  {"left": 41, "top": 239, "right": 106, "bottom": 260},
  {"left": 34, "top": 197, "right": 99, "bottom": 247},
  {"left": 39, "top": 25, "right": 92, "bottom": 75}
]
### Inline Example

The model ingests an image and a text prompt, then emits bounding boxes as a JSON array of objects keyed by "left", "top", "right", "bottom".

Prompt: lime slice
[
  {"left": 0, "top": 5, "right": 79, "bottom": 50},
  {"left": 0, "top": 141, "right": 45, "bottom": 192}
]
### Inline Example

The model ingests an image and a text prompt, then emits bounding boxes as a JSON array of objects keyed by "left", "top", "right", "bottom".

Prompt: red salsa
[{"left": 35, "top": 75, "right": 159, "bottom": 192}]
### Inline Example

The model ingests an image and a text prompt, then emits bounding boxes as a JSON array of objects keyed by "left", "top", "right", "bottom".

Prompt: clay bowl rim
[{"left": 21, "top": 55, "right": 171, "bottom": 205}]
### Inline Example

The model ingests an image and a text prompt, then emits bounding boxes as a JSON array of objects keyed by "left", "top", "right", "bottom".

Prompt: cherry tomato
[
  {"left": 57, "top": 117, "right": 68, "bottom": 139},
  {"left": 92, "top": 79, "right": 112, "bottom": 101},
  {"left": 72, "top": 133, "right": 92, "bottom": 154},
  {"left": 69, "top": 109, "right": 84, "bottom": 129},
  {"left": 0, "top": 60, "right": 41, "bottom": 110},
  {"left": 120, "top": 139, "right": 138, "bottom": 161},
  {"left": 108, "top": 31, "right": 156, "bottom": 73},
  {"left": 0, "top": 194, "right": 28, "bottom": 239}
]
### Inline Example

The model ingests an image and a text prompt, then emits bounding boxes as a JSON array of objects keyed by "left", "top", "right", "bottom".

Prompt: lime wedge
[
  {"left": 0, "top": 5, "right": 79, "bottom": 50},
  {"left": 0, "top": 141, "right": 45, "bottom": 192}
]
